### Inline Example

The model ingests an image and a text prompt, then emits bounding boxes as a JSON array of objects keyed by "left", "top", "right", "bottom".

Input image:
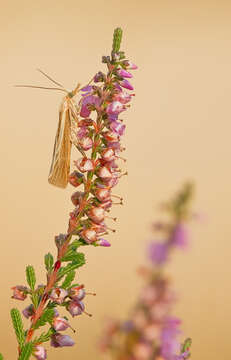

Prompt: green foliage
[
  {"left": 61, "top": 270, "right": 76, "bottom": 289},
  {"left": 44, "top": 253, "right": 54, "bottom": 272},
  {"left": 26, "top": 266, "right": 36, "bottom": 290},
  {"left": 181, "top": 337, "right": 192, "bottom": 354},
  {"left": 57, "top": 253, "right": 85, "bottom": 280},
  {"left": 10, "top": 308, "right": 25, "bottom": 347},
  {"left": 33, "top": 328, "right": 56, "bottom": 345},
  {"left": 31, "top": 293, "right": 39, "bottom": 309},
  {"left": 33, "top": 308, "right": 55, "bottom": 330},
  {"left": 61, "top": 249, "right": 84, "bottom": 262},
  {"left": 18, "top": 342, "right": 33, "bottom": 360},
  {"left": 112, "top": 27, "right": 123, "bottom": 53},
  {"left": 0, "top": 353, "right": 4, "bottom": 360}
]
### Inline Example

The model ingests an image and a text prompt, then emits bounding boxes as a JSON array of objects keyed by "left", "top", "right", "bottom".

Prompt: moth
[{"left": 16, "top": 70, "right": 84, "bottom": 188}]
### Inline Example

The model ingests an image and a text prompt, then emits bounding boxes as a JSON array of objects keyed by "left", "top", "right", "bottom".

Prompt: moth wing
[{"left": 48, "top": 102, "right": 71, "bottom": 188}]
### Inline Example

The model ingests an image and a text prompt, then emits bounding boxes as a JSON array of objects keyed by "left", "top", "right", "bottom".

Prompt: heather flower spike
[
  {"left": 99, "top": 183, "right": 195, "bottom": 360},
  {"left": 7, "top": 27, "right": 137, "bottom": 360}
]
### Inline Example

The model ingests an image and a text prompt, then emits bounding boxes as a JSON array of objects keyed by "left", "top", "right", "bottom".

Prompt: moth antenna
[
  {"left": 14, "top": 85, "right": 68, "bottom": 93},
  {"left": 37, "top": 68, "right": 65, "bottom": 88}
]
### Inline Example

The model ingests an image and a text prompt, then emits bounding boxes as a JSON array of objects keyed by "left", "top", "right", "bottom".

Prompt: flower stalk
[
  {"left": 7, "top": 27, "right": 137, "bottom": 360},
  {"left": 99, "top": 183, "right": 194, "bottom": 360}
]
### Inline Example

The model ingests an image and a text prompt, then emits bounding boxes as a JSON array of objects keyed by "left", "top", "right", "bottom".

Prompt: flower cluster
[
  {"left": 8, "top": 28, "right": 137, "bottom": 360},
  {"left": 99, "top": 183, "right": 194, "bottom": 360}
]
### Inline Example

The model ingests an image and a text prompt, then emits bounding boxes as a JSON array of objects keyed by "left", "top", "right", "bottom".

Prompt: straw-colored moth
[{"left": 16, "top": 70, "right": 83, "bottom": 188}]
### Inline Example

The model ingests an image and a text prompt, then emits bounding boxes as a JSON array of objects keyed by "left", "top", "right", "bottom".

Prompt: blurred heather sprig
[
  {"left": 99, "top": 183, "right": 194, "bottom": 360},
  {"left": 7, "top": 28, "right": 137, "bottom": 360}
]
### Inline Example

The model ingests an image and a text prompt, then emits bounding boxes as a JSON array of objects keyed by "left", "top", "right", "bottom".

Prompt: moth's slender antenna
[
  {"left": 14, "top": 85, "right": 68, "bottom": 93},
  {"left": 37, "top": 68, "right": 65, "bottom": 88}
]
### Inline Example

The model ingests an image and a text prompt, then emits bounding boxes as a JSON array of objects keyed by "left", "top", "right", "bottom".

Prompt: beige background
[{"left": 0, "top": 0, "right": 231, "bottom": 359}]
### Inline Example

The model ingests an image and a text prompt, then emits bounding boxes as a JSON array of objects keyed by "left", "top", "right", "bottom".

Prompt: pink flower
[
  {"left": 101, "top": 148, "right": 116, "bottom": 162},
  {"left": 69, "top": 285, "right": 85, "bottom": 301},
  {"left": 79, "top": 136, "right": 93, "bottom": 150},
  {"left": 114, "top": 91, "right": 133, "bottom": 104},
  {"left": 88, "top": 207, "right": 105, "bottom": 224},
  {"left": 49, "top": 288, "right": 68, "bottom": 304},
  {"left": 34, "top": 346, "right": 47, "bottom": 360},
  {"left": 110, "top": 121, "right": 126, "bottom": 136},
  {"left": 11, "top": 286, "right": 28, "bottom": 301},
  {"left": 120, "top": 79, "right": 134, "bottom": 90},
  {"left": 123, "top": 60, "right": 138, "bottom": 70},
  {"left": 67, "top": 300, "right": 85, "bottom": 317},
  {"left": 71, "top": 191, "right": 84, "bottom": 206},
  {"left": 68, "top": 171, "right": 84, "bottom": 187},
  {"left": 98, "top": 166, "right": 113, "bottom": 179},
  {"left": 51, "top": 333, "right": 75, "bottom": 348},
  {"left": 81, "top": 228, "right": 97, "bottom": 244},
  {"left": 117, "top": 69, "right": 133, "bottom": 78},
  {"left": 53, "top": 317, "right": 70, "bottom": 331},
  {"left": 77, "top": 126, "right": 88, "bottom": 139},
  {"left": 106, "top": 101, "right": 125, "bottom": 115},
  {"left": 98, "top": 199, "right": 113, "bottom": 210},
  {"left": 95, "top": 188, "right": 111, "bottom": 202},
  {"left": 80, "top": 95, "right": 101, "bottom": 118},
  {"left": 75, "top": 158, "right": 94, "bottom": 172}
]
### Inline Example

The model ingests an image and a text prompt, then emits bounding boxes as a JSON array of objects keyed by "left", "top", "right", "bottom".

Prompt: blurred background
[{"left": 0, "top": 0, "right": 231, "bottom": 358}]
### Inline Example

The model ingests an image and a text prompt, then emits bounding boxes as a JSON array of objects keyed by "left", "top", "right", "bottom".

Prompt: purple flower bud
[
  {"left": 170, "top": 224, "right": 188, "bottom": 249},
  {"left": 67, "top": 300, "right": 85, "bottom": 317},
  {"left": 120, "top": 79, "right": 134, "bottom": 90},
  {"left": 34, "top": 346, "right": 47, "bottom": 360},
  {"left": 123, "top": 60, "right": 138, "bottom": 70},
  {"left": 53, "top": 317, "right": 70, "bottom": 331},
  {"left": 117, "top": 69, "right": 133, "bottom": 78},
  {"left": 22, "top": 304, "right": 34, "bottom": 319},
  {"left": 81, "top": 85, "right": 93, "bottom": 92},
  {"left": 94, "top": 71, "right": 105, "bottom": 82},
  {"left": 51, "top": 333, "right": 75, "bottom": 348},
  {"left": 148, "top": 242, "right": 169, "bottom": 265},
  {"left": 97, "top": 238, "right": 111, "bottom": 247}
]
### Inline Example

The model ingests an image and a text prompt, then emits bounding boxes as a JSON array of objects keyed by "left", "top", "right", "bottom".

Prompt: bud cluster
[{"left": 99, "top": 184, "right": 194, "bottom": 360}]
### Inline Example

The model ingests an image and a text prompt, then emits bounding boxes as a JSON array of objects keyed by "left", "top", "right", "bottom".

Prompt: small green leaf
[
  {"left": 31, "top": 293, "right": 39, "bottom": 309},
  {"left": 112, "top": 27, "right": 123, "bottom": 53},
  {"left": 33, "top": 308, "right": 55, "bottom": 330},
  {"left": 44, "top": 253, "right": 54, "bottom": 272},
  {"left": 10, "top": 308, "right": 25, "bottom": 347},
  {"left": 18, "top": 342, "right": 33, "bottom": 360},
  {"left": 33, "top": 327, "right": 56, "bottom": 344},
  {"left": 61, "top": 270, "right": 76, "bottom": 289},
  {"left": 181, "top": 337, "right": 192, "bottom": 353},
  {"left": 26, "top": 266, "right": 36, "bottom": 290},
  {"left": 0, "top": 353, "right": 4, "bottom": 360},
  {"left": 57, "top": 254, "right": 85, "bottom": 280},
  {"left": 61, "top": 250, "right": 84, "bottom": 262}
]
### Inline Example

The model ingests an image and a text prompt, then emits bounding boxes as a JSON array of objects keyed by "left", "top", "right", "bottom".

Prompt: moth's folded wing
[{"left": 48, "top": 106, "right": 71, "bottom": 188}]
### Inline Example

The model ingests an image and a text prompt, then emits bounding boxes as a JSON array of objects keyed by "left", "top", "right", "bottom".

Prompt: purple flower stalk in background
[
  {"left": 99, "top": 183, "right": 194, "bottom": 360},
  {"left": 6, "top": 27, "right": 137, "bottom": 360}
]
